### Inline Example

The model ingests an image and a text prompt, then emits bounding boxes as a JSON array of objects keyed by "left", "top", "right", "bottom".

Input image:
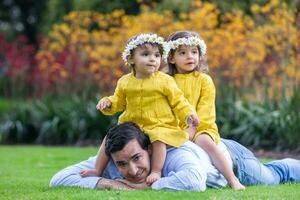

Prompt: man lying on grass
[{"left": 50, "top": 122, "right": 300, "bottom": 191}]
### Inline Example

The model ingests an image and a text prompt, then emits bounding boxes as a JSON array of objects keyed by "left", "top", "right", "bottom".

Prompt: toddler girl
[{"left": 166, "top": 30, "right": 245, "bottom": 190}]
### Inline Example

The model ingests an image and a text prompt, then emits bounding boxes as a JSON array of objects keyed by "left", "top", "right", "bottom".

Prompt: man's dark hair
[{"left": 105, "top": 122, "right": 150, "bottom": 157}]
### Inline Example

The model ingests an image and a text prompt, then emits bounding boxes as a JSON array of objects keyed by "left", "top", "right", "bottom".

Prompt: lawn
[{"left": 0, "top": 145, "right": 299, "bottom": 200}]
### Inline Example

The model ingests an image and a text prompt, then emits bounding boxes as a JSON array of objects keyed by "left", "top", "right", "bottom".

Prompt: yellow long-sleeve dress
[
  {"left": 100, "top": 71, "right": 195, "bottom": 147},
  {"left": 174, "top": 71, "right": 220, "bottom": 144}
]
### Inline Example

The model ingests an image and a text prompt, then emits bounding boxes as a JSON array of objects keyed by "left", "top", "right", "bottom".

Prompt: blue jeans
[{"left": 222, "top": 139, "right": 300, "bottom": 185}]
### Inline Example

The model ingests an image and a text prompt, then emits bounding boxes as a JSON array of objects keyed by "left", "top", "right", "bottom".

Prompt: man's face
[{"left": 111, "top": 139, "right": 151, "bottom": 183}]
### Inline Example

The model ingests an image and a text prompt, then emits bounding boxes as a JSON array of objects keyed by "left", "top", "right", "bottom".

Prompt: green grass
[{"left": 0, "top": 146, "right": 299, "bottom": 200}]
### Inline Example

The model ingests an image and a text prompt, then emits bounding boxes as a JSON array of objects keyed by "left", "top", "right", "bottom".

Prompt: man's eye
[
  {"left": 117, "top": 162, "right": 126, "bottom": 168},
  {"left": 133, "top": 156, "right": 140, "bottom": 161},
  {"left": 142, "top": 53, "right": 148, "bottom": 56}
]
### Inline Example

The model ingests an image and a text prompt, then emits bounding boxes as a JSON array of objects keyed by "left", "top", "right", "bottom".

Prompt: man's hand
[
  {"left": 96, "top": 178, "right": 134, "bottom": 190},
  {"left": 117, "top": 179, "right": 150, "bottom": 190},
  {"left": 186, "top": 113, "right": 199, "bottom": 127},
  {"left": 96, "top": 100, "right": 111, "bottom": 111}
]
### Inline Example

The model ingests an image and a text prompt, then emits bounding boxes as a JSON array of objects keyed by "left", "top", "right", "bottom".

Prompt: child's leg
[
  {"left": 146, "top": 141, "right": 166, "bottom": 185},
  {"left": 195, "top": 134, "right": 245, "bottom": 190},
  {"left": 185, "top": 126, "right": 197, "bottom": 140},
  {"left": 80, "top": 136, "right": 109, "bottom": 177}
]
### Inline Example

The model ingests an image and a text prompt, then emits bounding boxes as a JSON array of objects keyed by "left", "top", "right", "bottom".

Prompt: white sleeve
[
  {"left": 49, "top": 156, "right": 100, "bottom": 189},
  {"left": 151, "top": 168, "right": 207, "bottom": 191},
  {"left": 151, "top": 144, "right": 207, "bottom": 191},
  {"left": 49, "top": 157, "right": 122, "bottom": 189}
]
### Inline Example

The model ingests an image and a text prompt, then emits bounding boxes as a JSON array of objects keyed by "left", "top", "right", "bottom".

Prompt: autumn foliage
[{"left": 3, "top": 0, "right": 300, "bottom": 99}]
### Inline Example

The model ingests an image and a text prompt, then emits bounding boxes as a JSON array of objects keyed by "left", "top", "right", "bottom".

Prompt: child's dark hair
[
  {"left": 166, "top": 30, "right": 208, "bottom": 76},
  {"left": 125, "top": 33, "right": 164, "bottom": 75}
]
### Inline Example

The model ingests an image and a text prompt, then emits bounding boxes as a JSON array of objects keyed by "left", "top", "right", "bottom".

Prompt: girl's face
[
  {"left": 129, "top": 44, "right": 161, "bottom": 79},
  {"left": 170, "top": 45, "right": 199, "bottom": 74}
]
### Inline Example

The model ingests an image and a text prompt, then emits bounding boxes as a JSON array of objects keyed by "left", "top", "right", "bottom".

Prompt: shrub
[
  {"left": 216, "top": 87, "right": 300, "bottom": 150},
  {"left": 0, "top": 34, "right": 36, "bottom": 97},
  {"left": 0, "top": 97, "right": 116, "bottom": 145}
]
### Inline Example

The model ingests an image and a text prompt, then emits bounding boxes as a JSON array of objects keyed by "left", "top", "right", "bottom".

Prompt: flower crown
[
  {"left": 122, "top": 33, "right": 169, "bottom": 64},
  {"left": 167, "top": 36, "right": 207, "bottom": 56}
]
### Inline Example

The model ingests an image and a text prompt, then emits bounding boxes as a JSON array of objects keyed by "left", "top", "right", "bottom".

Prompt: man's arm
[
  {"left": 96, "top": 178, "right": 133, "bottom": 190},
  {"left": 50, "top": 157, "right": 124, "bottom": 189}
]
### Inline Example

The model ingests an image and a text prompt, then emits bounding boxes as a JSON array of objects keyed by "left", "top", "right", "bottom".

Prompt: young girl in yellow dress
[
  {"left": 166, "top": 30, "right": 245, "bottom": 190},
  {"left": 80, "top": 33, "right": 199, "bottom": 184}
]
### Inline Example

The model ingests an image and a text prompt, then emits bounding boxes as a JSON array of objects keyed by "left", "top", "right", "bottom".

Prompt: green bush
[
  {"left": 0, "top": 96, "right": 117, "bottom": 145},
  {"left": 1, "top": 89, "right": 299, "bottom": 150},
  {"left": 216, "top": 87, "right": 300, "bottom": 150}
]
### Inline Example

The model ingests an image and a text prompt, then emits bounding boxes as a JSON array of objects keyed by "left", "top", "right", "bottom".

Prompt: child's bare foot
[
  {"left": 146, "top": 171, "right": 161, "bottom": 185},
  {"left": 229, "top": 178, "right": 245, "bottom": 190},
  {"left": 80, "top": 169, "right": 98, "bottom": 177}
]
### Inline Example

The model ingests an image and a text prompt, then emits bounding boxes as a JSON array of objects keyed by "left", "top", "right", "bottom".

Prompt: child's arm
[
  {"left": 164, "top": 77, "right": 196, "bottom": 124},
  {"left": 80, "top": 137, "right": 109, "bottom": 177},
  {"left": 98, "top": 77, "right": 126, "bottom": 115},
  {"left": 194, "top": 75, "right": 219, "bottom": 142}
]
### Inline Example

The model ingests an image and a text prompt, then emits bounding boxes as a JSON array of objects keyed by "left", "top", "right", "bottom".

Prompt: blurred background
[{"left": 0, "top": 0, "right": 299, "bottom": 152}]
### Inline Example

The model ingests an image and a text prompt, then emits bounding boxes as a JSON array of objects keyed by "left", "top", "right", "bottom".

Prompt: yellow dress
[
  {"left": 174, "top": 71, "right": 220, "bottom": 144},
  {"left": 100, "top": 71, "right": 195, "bottom": 147}
]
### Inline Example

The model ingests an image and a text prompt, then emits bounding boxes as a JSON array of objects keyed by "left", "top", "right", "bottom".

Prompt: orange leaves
[{"left": 35, "top": 0, "right": 299, "bottom": 99}]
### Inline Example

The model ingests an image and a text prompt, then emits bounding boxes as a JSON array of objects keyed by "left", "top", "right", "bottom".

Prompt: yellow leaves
[
  {"left": 89, "top": 51, "right": 98, "bottom": 60},
  {"left": 35, "top": 0, "right": 299, "bottom": 98},
  {"left": 59, "top": 23, "right": 71, "bottom": 35},
  {"left": 111, "top": 10, "right": 125, "bottom": 18},
  {"left": 251, "top": 4, "right": 260, "bottom": 14},
  {"left": 89, "top": 63, "right": 100, "bottom": 73},
  {"left": 60, "top": 70, "right": 68, "bottom": 78}
]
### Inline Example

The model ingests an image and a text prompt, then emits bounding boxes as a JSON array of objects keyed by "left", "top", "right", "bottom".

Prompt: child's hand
[
  {"left": 186, "top": 113, "right": 199, "bottom": 127},
  {"left": 80, "top": 169, "right": 99, "bottom": 177},
  {"left": 96, "top": 100, "right": 111, "bottom": 111}
]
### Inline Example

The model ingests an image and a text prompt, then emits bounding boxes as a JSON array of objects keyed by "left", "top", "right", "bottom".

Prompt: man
[{"left": 50, "top": 122, "right": 300, "bottom": 191}]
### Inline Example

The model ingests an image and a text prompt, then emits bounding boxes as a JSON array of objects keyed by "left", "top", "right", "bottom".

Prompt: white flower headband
[
  {"left": 122, "top": 33, "right": 169, "bottom": 64},
  {"left": 167, "top": 36, "right": 207, "bottom": 56}
]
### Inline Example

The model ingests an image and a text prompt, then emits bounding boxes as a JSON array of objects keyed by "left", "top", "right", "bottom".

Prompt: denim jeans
[{"left": 222, "top": 139, "right": 300, "bottom": 185}]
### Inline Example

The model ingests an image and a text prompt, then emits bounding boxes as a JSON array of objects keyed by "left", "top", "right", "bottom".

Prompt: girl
[
  {"left": 166, "top": 30, "right": 245, "bottom": 190},
  {"left": 80, "top": 33, "right": 199, "bottom": 185}
]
